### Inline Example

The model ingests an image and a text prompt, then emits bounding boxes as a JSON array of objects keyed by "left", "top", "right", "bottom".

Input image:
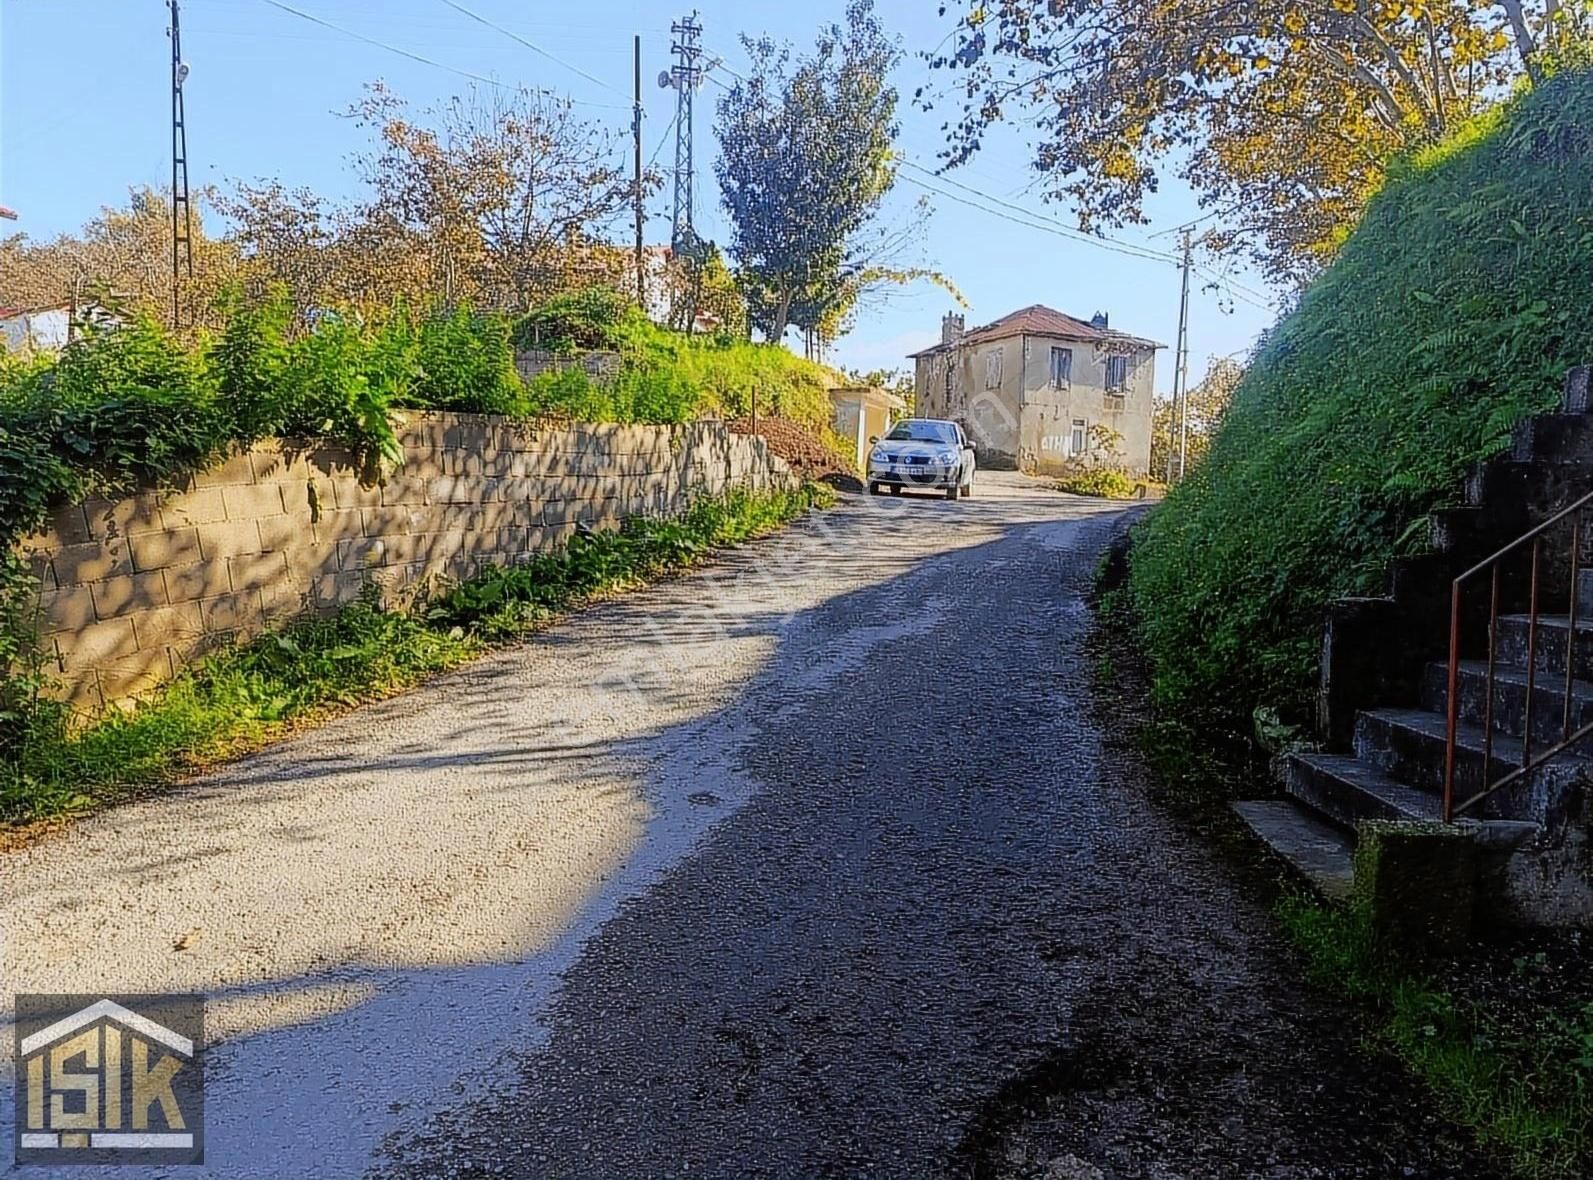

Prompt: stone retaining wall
[
  {"left": 514, "top": 349, "right": 623, "bottom": 384},
  {"left": 17, "top": 413, "right": 794, "bottom": 714}
]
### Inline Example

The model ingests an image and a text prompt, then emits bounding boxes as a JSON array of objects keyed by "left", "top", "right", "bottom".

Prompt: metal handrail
[{"left": 1443, "top": 488, "right": 1593, "bottom": 820}]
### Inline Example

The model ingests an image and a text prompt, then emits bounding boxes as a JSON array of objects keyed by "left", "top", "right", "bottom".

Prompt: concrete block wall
[
  {"left": 514, "top": 349, "right": 622, "bottom": 384},
  {"left": 16, "top": 413, "right": 794, "bottom": 714}
]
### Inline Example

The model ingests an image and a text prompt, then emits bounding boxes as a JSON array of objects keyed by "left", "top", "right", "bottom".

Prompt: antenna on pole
[
  {"left": 665, "top": 12, "right": 702, "bottom": 256},
  {"left": 168, "top": 0, "right": 195, "bottom": 329}
]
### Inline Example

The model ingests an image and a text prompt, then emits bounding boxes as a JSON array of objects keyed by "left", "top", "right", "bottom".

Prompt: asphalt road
[{"left": 3, "top": 474, "right": 1490, "bottom": 1178}]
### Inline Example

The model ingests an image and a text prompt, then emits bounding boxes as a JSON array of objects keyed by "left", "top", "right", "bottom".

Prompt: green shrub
[
  {"left": 513, "top": 286, "right": 635, "bottom": 353},
  {"left": 413, "top": 304, "right": 526, "bottom": 415},
  {"left": 1129, "top": 70, "right": 1593, "bottom": 722},
  {"left": 1056, "top": 468, "right": 1137, "bottom": 499}
]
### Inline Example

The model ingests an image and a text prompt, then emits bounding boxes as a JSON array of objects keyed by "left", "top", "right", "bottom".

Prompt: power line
[
  {"left": 254, "top": 0, "right": 628, "bottom": 109},
  {"left": 1193, "top": 265, "right": 1274, "bottom": 312},
  {"left": 898, "top": 160, "right": 1181, "bottom": 266},
  {"left": 647, "top": 111, "right": 678, "bottom": 170},
  {"left": 1193, "top": 263, "right": 1272, "bottom": 306},
  {"left": 899, "top": 171, "right": 1183, "bottom": 268},
  {"left": 432, "top": 0, "right": 626, "bottom": 97}
]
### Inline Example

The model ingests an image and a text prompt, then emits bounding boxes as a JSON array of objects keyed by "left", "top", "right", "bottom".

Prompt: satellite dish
[{"left": 657, "top": 70, "right": 673, "bottom": 90}]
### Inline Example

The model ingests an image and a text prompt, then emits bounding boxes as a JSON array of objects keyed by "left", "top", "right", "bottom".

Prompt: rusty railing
[{"left": 1444, "top": 489, "right": 1593, "bottom": 821}]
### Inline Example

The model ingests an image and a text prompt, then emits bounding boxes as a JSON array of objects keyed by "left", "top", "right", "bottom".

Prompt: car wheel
[{"left": 945, "top": 483, "right": 959, "bottom": 501}]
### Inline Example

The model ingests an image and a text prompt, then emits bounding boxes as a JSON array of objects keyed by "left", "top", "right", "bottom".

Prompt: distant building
[
  {"left": 909, "top": 304, "right": 1162, "bottom": 475},
  {"left": 0, "top": 301, "right": 121, "bottom": 353}
]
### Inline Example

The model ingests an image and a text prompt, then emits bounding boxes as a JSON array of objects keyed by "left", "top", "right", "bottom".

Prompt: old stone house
[{"left": 909, "top": 304, "right": 1161, "bottom": 475}]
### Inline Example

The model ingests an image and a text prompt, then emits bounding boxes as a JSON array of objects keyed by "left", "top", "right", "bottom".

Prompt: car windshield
[{"left": 885, "top": 421, "right": 956, "bottom": 444}]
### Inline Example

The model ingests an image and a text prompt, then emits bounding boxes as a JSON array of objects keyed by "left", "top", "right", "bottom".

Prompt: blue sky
[{"left": 0, "top": 0, "right": 1280, "bottom": 390}]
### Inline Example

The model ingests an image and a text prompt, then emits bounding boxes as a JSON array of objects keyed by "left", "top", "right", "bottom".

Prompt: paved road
[{"left": 3, "top": 474, "right": 1487, "bottom": 1178}]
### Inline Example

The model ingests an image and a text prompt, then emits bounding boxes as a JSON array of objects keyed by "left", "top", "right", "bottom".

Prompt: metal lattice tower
[
  {"left": 668, "top": 13, "right": 702, "bottom": 254},
  {"left": 169, "top": 0, "right": 195, "bottom": 327}
]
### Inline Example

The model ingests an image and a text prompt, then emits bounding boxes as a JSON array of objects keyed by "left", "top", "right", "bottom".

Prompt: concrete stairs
[{"left": 1236, "top": 367, "right": 1593, "bottom": 907}]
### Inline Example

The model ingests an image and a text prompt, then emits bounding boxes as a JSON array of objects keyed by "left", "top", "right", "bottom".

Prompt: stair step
[
  {"left": 1420, "top": 659, "right": 1593, "bottom": 750},
  {"left": 1283, "top": 752, "right": 1443, "bottom": 828},
  {"left": 1428, "top": 506, "right": 1486, "bottom": 555},
  {"left": 1496, "top": 614, "right": 1593, "bottom": 681},
  {"left": 1232, "top": 800, "right": 1354, "bottom": 900},
  {"left": 1353, "top": 707, "right": 1591, "bottom": 819},
  {"left": 1511, "top": 414, "right": 1593, "bottom": 466}
]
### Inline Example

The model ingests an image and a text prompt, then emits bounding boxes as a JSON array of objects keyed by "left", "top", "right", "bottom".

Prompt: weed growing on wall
[
  {"left": 1128, "top": 70, "right": 1593, "bottom": 723},
  {"left": 0, "top": 288, "right": 837, "bottom": 760}
]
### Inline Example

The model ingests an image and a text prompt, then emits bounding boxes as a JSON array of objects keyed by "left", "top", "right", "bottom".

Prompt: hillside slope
[{"left": 1128, "top": 70, "right": 1593, "bottom": 722}]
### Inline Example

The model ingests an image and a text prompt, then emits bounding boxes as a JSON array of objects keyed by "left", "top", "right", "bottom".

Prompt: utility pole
[
  {"left": 633, "top": 35, "right": 645, "bottom": 307},
  {"left": 667, "top": 13, "right": 703, "bottom": 253},
  {"left": 1173, "top": 226, "right": 1193, "bottom": 481},
  {"left": 168, "top": 0, "right": 194, "bottom": 329}
]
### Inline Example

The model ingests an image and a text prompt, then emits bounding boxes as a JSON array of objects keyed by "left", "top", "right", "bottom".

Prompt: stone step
[
  {"left": 1576, "top": 568, "right": 1593, "bottom": 617},
  {"left": 1496, "top": 614, "right": 1593, "bottom": 680},
  {"left": 1231, "top": 800, "right": 1354, "bottom": 900},
  {"left": 1511, "top": 414, "right": 1593, "bottom": 466},
  {"left": 1420, "top": 659, "right": 1593, "bottom": 751},
  {"left": 1282, "top": 752, "right": 1443, "bottom": 829},
  {"left": 1353, "top": 706, "right": 1590, "bottom": 820},
  {"left": 1427, "top": 506, "right": 1489, "bottom": 556}
]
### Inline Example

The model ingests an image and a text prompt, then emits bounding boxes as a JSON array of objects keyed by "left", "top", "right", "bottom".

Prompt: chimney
[
  {"left": 1091, "top": 311, "right": 1109, "bottom": 330},
  {"left": 941, "top": 312, "right": 965, "bottom": 345}
]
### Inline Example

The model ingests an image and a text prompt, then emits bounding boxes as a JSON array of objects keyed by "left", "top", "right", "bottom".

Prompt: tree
[
  {"left": 1150, "top": 355, "right": 1244, "bottom": 482},
  {"left": 929, "top": 1, "right": 1592, "bottom": 284},
  {"left": 0, "top": 187, "right": 238, "bottom": 328},
  {"left": 222, "top": 83, "right": 647, "bottom": 315},
  {"left": 715, "top": 0, "right": 902, "bottom": 343}
]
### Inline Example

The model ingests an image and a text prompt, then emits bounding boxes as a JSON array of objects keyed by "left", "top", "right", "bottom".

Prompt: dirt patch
[{"left": 727, "top": 416, "right": 864, "bottom": 492}]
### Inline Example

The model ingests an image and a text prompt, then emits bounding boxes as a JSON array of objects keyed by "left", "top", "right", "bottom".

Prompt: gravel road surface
[{"left": 2, "top": 474, "right": 1489, "bottom": 1178}]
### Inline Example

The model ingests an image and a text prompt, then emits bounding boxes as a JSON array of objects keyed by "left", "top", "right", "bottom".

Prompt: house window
[
  {"left": 1070, "top": 418, "right": 1087, "bottom": 456},
  {"left": 1049, "top": 346, "right": 1073, "bottom": 388},
  {"left": 984, "top": 348, "right": 1003, "bottom": 389},
  {"left": 1105, "top": 353, "right": 1129, "bottom": 393}
]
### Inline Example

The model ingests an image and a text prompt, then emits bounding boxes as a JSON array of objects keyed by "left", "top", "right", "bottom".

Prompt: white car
[{"left": 866, "top": 418, "right": 977, "bottom": 500}]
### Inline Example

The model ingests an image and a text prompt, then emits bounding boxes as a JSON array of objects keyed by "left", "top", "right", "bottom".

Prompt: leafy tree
[
  {"left": 928, "top": 0, "right": 1592, "bottom": 283},
  {"left": 715, "top": 0, "right": 902, "bottom": 343},
  {"left": 223, "top": 83, "right": 648, "bottom": 314},
  {"left": 0, "top": 187, "right": 238, "bottom": 329},
  {"left": 664, "top": 243, "right": 749, "bottom": 338},
  {"left": 1149, "top": 356, "right": 1245, "bottom": 482}
]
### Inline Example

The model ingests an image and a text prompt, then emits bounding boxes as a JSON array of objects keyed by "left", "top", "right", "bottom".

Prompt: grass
[
  {"left": 1128, "top": 69, "right": 1593, "bottom": 724},
  {"left": 1279, "top": 894, "right": 1593, "bottom": 1177},
  {"left": 0, "top": 483, "right": 834, "bottom": 829},
  {"left": 1053, "top": 468, "right": 1140, "bottom": 500}
]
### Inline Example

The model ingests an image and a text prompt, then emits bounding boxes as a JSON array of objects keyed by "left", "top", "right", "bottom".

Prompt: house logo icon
[{"left": 13, "top": 993, "right": 204, "bottom": 1166}]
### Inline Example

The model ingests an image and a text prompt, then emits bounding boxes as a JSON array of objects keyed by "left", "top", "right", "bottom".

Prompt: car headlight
[
  {"left": 935, "top": 449, "right": 958, "bottom": 465},
  {"left": 869, "top": 449, "right": 889, "bottom": 465}
]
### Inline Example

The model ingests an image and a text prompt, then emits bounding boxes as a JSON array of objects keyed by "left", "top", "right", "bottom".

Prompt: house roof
[
  {"left": 0, "top": 302, "right": 71, "bottom": 319},
  {"left": 908, "top": 304, "right": 1163, "bottom": 357},
  {"left": 829, "top": 385, "right": 908, "bottom": 411}
]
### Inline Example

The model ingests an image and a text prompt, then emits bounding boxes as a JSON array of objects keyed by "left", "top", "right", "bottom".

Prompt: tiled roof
[{"left": 909, "top": 304, "right": 1162, "bottom": 357}]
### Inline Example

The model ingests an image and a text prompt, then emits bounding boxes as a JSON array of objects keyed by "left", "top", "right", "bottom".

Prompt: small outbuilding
[{"left": 829, "top": 386, "right": 907, "bottom": 471}]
